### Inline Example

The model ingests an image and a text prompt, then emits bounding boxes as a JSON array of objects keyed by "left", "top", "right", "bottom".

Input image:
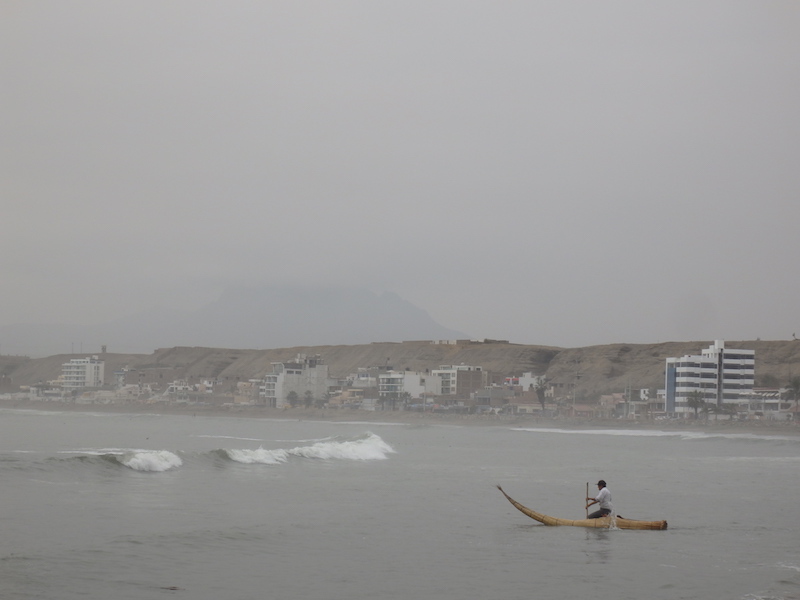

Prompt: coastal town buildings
[
  {"left": 347, "top": 367, "right": 381, "bottom": 390},
  {"left": 664, "top": 340, "right": 755, "bottom": 416},
  {"left": 377, "top": 370, "right": 427, "bottom": 401},
  {"left": 162, "top": 380, "right": 193, "bottom": 400},
  {"left": 259, "top": 354, "right": 337, "bottom": 408},
  {"left": 10, "top": 339, "right": 797, "bottom": 421},
  {"left": 430, "top": 364, "right": 486, "bottom": 399},
  {"left": 504, "top": 372, "right": 546, "bottom": 392}
]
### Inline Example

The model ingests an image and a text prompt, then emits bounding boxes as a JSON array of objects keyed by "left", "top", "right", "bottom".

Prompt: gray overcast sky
[{"left": 2, "top": 1, "right": 799, "bottom": 348}]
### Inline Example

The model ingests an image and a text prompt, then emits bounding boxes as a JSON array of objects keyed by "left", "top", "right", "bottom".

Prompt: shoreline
[{"left": 2, "top": 398, "right": 799, "bottom": 437}]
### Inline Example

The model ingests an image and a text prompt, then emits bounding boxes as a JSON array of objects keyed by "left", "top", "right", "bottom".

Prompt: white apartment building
[
  {"left": 377, "top": 371, "right": 428, "bottom": 400},
  {"left": 665, "top": 340, "right": 754, "bottom": 416},
  {"left": 61, "top": 356, "right": 105, "bottom": 389},
  {"left": 260, "top": 354, "right": 336, "bottom": 408}
]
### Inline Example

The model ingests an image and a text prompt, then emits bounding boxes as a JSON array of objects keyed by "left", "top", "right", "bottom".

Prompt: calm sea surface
[{"left": 1, "top": 408, "right": 798, "bottom": 600}]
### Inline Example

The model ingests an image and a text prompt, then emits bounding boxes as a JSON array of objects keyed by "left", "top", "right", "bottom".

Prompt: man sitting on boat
[{"left": 586, "top": 479, "right": 613, "bottom": 518}]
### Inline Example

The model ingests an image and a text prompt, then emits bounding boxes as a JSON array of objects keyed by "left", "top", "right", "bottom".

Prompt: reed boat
[{"left": 497, "top": 485, "right": 667, "bottom": 530}]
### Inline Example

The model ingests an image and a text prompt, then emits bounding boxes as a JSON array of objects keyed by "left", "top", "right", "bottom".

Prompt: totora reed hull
[{"left": 497, "top": 485, "right": 667, "bottom": 530}]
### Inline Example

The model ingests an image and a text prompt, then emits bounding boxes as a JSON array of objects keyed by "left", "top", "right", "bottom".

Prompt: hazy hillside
[
  {"left": 4, "top": 339, "right": 800, "bottom": 400},
  {"left": 0, "top": 286, "right": 467, "bottom": 357}
]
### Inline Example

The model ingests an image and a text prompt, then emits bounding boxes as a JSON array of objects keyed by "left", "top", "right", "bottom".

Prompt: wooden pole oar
[{"left": 585, "top": 482, "right": 589, "bottom": 518}]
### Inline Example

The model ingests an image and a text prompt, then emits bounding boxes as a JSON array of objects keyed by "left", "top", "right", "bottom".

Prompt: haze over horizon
[{"left": 3, "top": 2, "right": 799, "bottom": 350}]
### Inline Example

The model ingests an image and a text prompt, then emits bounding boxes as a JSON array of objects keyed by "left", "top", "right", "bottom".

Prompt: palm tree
[
  {"left": 686, "top": 390, "right": 705, "bottom": 420},
  {"left": 534, "top": 378, "right": 548, "bottom": 413},
  {"left": 706, "top": 402, "right": 736, "bottom": 421},
  {"left": 706, "top": 402, "right": 719, "bottom": 421}
]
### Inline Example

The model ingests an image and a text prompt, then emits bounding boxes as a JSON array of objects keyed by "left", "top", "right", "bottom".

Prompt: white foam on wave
[
  {"left": 513, "top": 427, "right": 706, "bottom": 438},
  {"left": 511, "top": 427, "right": 797, "bottom": 442},
  {"left": 225, "top": 448, "right": 289, "bottom": 465},
  {"left": 120, "top": 450, "right": 183, "bottom": 472},
  {"left": 195, "top": 435, "right": 264, "bottom": 442},
  {"left": 287, "top": 432, "right": 395, "bottom": 460},
  {"left": 223, "top": 433, "right": 396, "bottom": 464},
  {"left": 61, "top": 448, "right": 183, "bottom": 471}
]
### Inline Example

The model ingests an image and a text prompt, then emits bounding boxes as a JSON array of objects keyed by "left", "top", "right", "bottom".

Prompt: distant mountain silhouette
[{"left": 0, "top": 286, "right": 467, "bottom": 356}]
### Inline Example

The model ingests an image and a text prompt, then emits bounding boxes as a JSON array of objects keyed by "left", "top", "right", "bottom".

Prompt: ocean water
[{"left": 1, "top": 409, "right": 799, "bottom": 600}]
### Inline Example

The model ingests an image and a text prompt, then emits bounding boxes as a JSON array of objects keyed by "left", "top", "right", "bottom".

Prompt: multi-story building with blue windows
[{"left": 664, "top": 340, "right": 754, "bottom": 416}]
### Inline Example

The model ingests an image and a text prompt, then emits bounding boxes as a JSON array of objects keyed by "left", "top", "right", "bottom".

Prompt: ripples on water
[{"left": 1, "top": 410, "right": 798, "bottom": 600}]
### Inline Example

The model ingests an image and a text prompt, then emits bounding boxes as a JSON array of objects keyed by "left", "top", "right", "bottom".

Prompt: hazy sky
[{"left": 3, "top": 2, "right": 799, "bottom": 348}]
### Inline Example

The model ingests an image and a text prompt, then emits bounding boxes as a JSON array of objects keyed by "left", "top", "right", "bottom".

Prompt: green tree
[
  {"left": 686, "top": 390, "right": 705, "bottom": 420},
  {"left": 286, "top": 391, "right": 299, "bottom": 408},
  {"left": 784, "top": 376, "right": 800, "bottom": 417},
  {"left": 303, "top": 390, "right": 314, "bottom": 408}
]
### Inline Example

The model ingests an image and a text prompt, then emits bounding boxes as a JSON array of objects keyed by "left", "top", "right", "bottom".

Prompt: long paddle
[{"left": 585, "top": 482, "right": 589, "bottom": 518}]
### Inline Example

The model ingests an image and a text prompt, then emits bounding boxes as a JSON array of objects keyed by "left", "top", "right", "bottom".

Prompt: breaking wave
[
  {"left": 59, "top": 449, "right": 183, "bottom": 472},
  {"left": 45, "top": 433, "right": 394, "bottom": 471},
  {"left": 217, "top": 447, "right": 289, "bottom": 465},
  {"left": 118, "top": 450, "right": 183, "bottom": 471},
  {"left": 218, "top": 432, "right": 395, "bottom": 465}
]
